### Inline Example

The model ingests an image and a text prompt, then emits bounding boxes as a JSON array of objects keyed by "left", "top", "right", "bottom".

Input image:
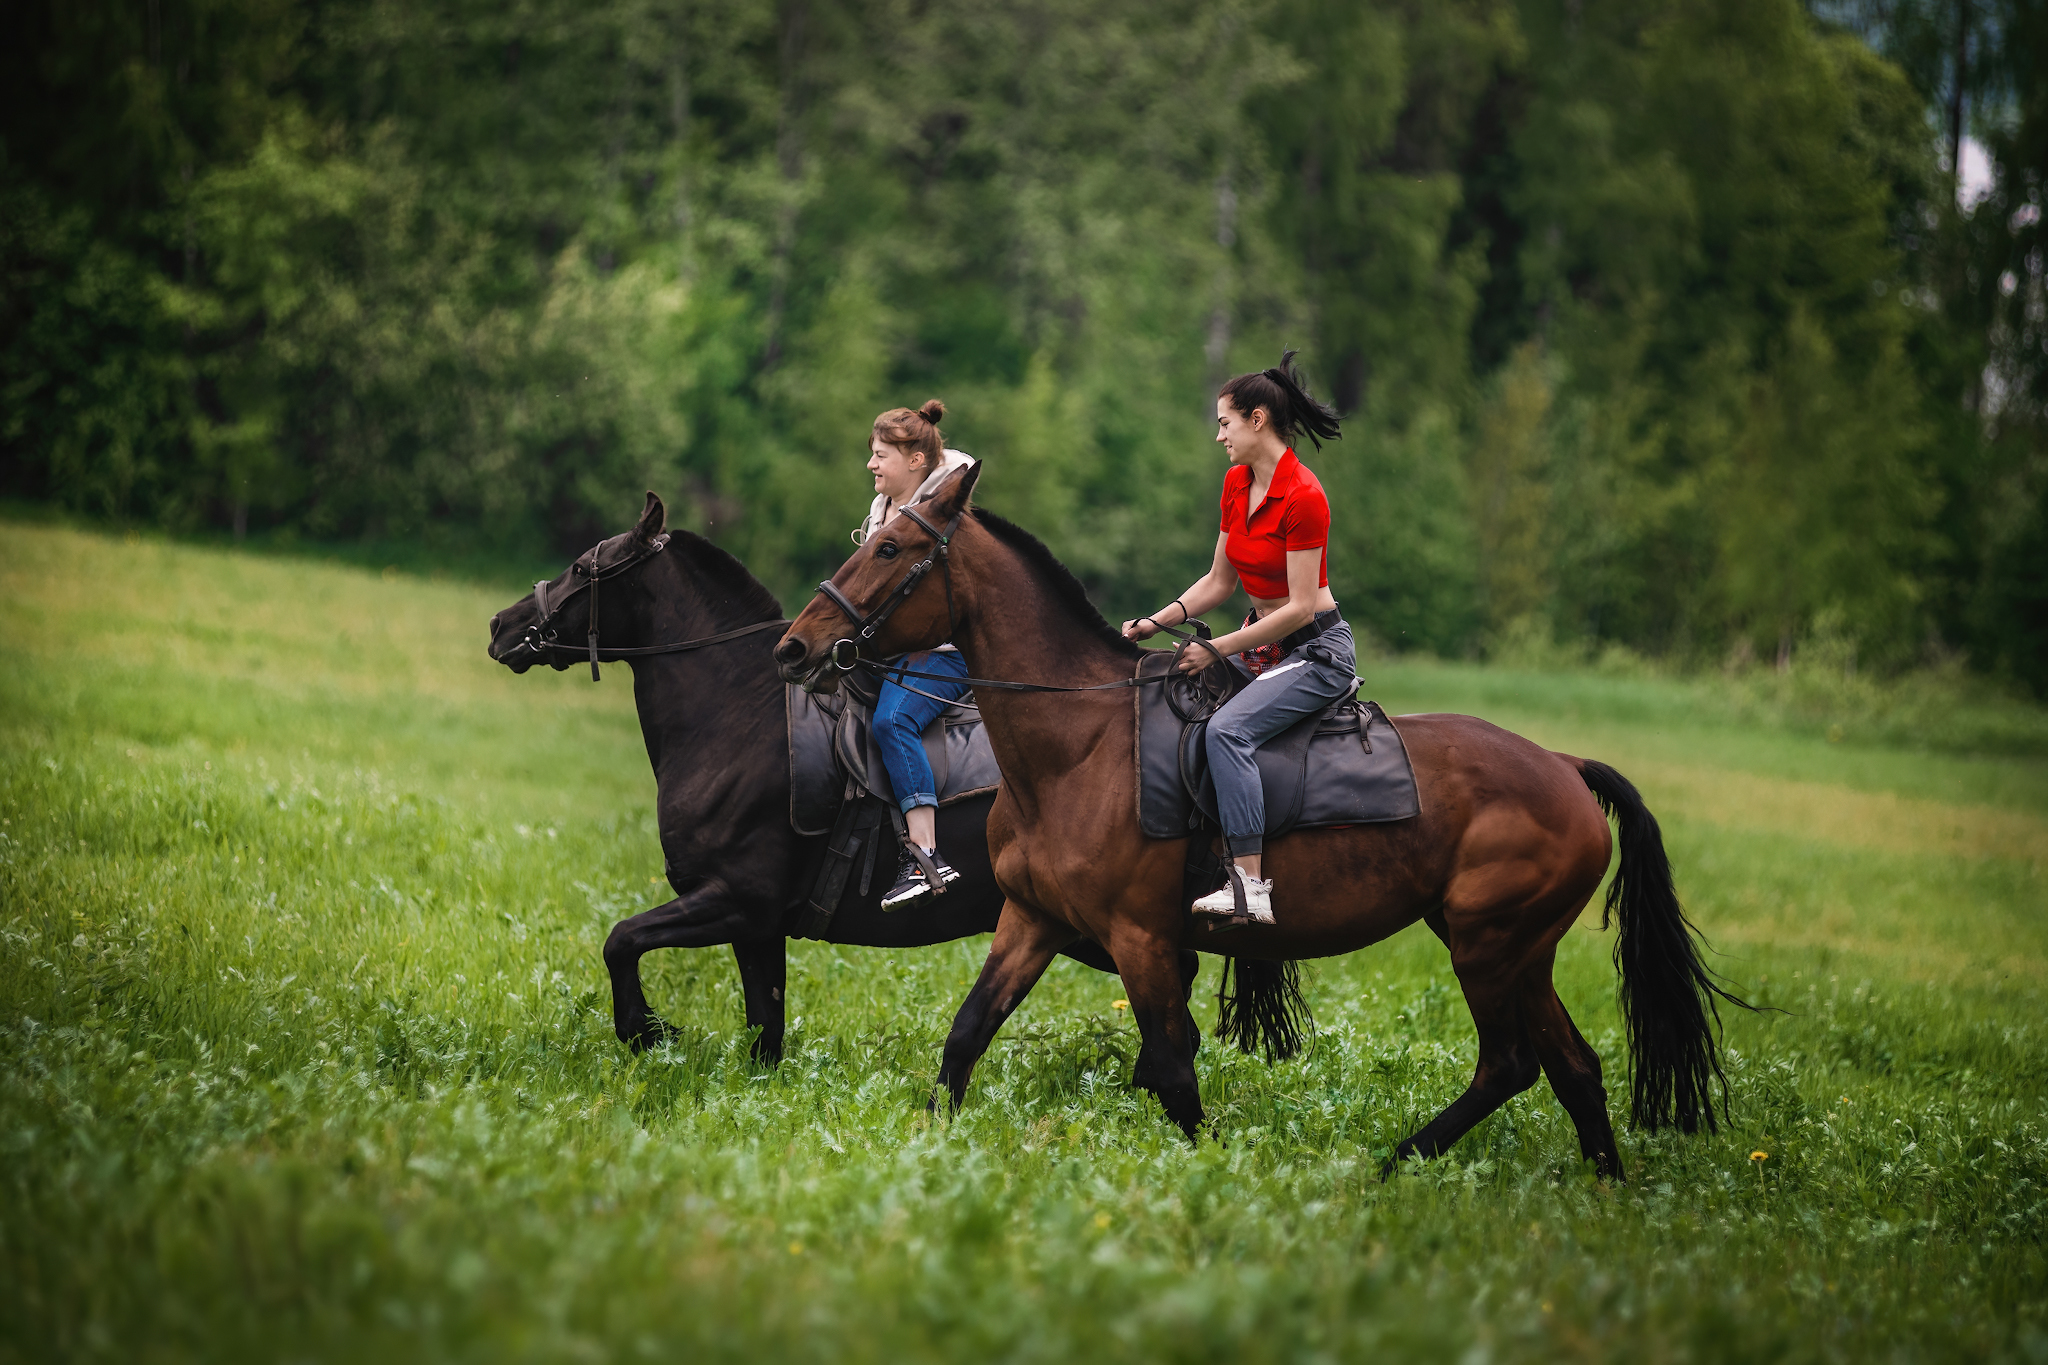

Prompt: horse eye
[{"left": 876, "top": 541, "right": 900, "bottom": 560}]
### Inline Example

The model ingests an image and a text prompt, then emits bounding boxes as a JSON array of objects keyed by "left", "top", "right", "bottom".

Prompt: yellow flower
[
  {"left": 789, "top": 1241, "right": 804, "bottom": 1255},
  {"left": 1112, "top": 999, "right": 1129, "bottom": 1011},
  {"left": 1094, "top": 1212, "right": 1112, "bottom": 1230},
  {"left": 1750, "top": 1151, "right": 1768, "bottom": 1162}
]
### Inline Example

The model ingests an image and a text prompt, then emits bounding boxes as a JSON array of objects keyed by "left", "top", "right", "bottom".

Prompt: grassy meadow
[{"left": 2, "top": 518, "right": 2045, "bottom": 1363}]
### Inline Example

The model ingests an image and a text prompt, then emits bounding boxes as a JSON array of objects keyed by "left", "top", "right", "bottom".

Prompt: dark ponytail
[{"left": 1218, "top": 349, "right": 1342, "bottom": 450}]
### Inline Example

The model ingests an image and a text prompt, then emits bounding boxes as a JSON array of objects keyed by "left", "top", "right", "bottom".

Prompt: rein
[
  {"left": 519, "top": 530, "right": 788, "bottom": 680},
  {"left": 808, "top": 506, "right": 1234, "bottom": 721}
]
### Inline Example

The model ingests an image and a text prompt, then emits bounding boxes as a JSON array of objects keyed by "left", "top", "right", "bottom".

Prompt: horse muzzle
[{"left": 775, "top": 634, "right": 857, "bottom": 692}]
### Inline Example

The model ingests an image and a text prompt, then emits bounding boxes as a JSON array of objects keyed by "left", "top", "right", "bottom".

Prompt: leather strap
[
  {"left": 518, "top": 530, "right": 787, "bottom": 676},
  {"left": 520, "top": 618, "right": 787, "bottom": 663},
  {"left": 1278, "top": 606, "right": 1344, "bottom": 653}
]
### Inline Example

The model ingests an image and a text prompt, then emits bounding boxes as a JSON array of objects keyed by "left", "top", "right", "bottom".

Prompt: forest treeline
[{"left": 3, "top": 0, "right": 2044, "bottom": 686}]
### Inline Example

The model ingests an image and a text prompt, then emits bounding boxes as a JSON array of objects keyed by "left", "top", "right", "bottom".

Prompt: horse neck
[
  {"left": 948, "top": 524, "right": 1137, "bottom": 804},
  {"left": 627, "top": 555, "right": 784, "bottom": 779}
]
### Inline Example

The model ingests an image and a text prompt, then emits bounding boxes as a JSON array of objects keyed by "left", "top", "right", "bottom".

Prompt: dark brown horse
[
  {"left": 485, "top": 492, "right": 1167, "bottom": 1064},
  {"left": 773, "top": 464, "right": 1748, "bottom": 1178}
]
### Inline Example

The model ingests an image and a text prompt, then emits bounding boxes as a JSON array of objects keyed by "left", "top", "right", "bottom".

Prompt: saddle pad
[
  {"left": 787, "top": 683, "right": 1000, "bottom": 836},
  {"left": 788, "top": 685, "right": 842, "bottom": 835},
  {"left": 1131, "top": 652, "right": 1420, "bottom": 840}
]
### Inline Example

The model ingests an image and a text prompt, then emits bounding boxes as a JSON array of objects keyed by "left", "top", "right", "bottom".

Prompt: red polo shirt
[{"left": 1220, "top": 449, "right": 1330, "bottom": 599}]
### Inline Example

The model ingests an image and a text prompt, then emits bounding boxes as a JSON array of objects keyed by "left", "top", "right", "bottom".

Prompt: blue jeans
[
  {"left": 874, "top": 650, "right": 971, "bottom": 813},
  {"left": 1206, "top": 619, "right": 1358, "bottom": 857}
]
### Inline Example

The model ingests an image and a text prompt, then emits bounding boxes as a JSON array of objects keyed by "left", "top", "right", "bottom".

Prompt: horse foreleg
[
  {"left": 730, "top": 936, "right": 788, "bottom": 1066},
  {"left": 934, "top": 901, "right": 1071, "bottom": 1112},
  {"left": 602, "top": 883, "right": 755, "bottom": 1052},
  {"left": 1179, "top": 948, "right": 1203, "bottom": 1054},
  {"left": 1066, "top": 940, "right": 1200, "bottom": 1075},
  {"left": 1114, "top": 934, "right": 1206, "bottom": 1141}
]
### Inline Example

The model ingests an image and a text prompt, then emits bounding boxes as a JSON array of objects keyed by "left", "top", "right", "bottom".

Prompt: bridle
[
  {"left": 812, "top": 502, "right": 965, "bottom": 675},
  {"left": 804, "top": 502, "right": 1236, "bottom": 721},
  {"left": 518, "top": 531, "right": 786, "bottom": 680}
]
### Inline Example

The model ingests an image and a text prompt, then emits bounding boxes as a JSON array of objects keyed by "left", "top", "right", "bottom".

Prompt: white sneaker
[{"left": 1191, "top": 873, "right": 1274, "bottom": 924}]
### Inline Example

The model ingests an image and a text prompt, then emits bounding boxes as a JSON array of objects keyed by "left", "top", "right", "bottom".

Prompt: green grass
[{"left": 2, "top": 519, "right": 2044, "bottom": 1364}]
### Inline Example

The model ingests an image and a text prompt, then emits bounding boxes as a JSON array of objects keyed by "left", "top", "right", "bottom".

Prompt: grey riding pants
[{"left": 1206, "top": 618, "right": 1358, "bottom": 857}]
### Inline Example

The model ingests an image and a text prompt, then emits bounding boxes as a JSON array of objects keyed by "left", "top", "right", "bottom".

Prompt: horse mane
[
  {"left": 969, "top": 508, "right": 1142, "bottom": 661},
  {"left": 665, "top": 529, "right": 786, "bottom": 622}
]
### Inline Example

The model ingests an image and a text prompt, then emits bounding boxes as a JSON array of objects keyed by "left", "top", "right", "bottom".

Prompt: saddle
[
  {"left": 1130, "top": 650, "right": 1420, "bottom": 842},
  {"left": 785, "top": 671, "right": 1000, "bottom": 937}
]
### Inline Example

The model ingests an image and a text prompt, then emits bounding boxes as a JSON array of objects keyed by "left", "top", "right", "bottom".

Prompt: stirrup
[
  {"left": 880, "top": 846, "right": 931, "bottom": 909},
  {"left": 880, "top": 842, "right": 957, "bottom": 909}
]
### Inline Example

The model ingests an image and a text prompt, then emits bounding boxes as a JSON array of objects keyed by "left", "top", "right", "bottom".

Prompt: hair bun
[{"left": 917, "top": 399, "right": 946, "bottom": 426}]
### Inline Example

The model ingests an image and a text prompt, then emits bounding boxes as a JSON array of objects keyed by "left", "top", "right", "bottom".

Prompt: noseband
[
  {"left": 812, "top": 502, "right": 965, "bottom": 673},
  {"left": 521, "top": 531, "right": 785, "bottom": 679}
]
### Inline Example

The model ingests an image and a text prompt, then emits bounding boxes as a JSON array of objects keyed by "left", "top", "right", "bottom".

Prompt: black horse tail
[
  {"left": 1216, "top": 957, "right": 1311, "bottom": 1063},
  {"left": 1579, "top": 758, "right": 1756, "bottom": 1133}
]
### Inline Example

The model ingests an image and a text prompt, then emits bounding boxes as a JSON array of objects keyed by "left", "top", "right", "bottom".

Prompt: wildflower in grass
[
  {"left": 1112, "top": 999, "right": 1128, "bottom": 1011},
  {"left": 1751, "top": 1150, "right": 1769, "bottom": 1192}
]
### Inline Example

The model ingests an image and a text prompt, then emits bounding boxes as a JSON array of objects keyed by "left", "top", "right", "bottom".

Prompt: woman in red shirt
[{"left": 1122, "top": 351, "right": 1352, "bottom": 924}]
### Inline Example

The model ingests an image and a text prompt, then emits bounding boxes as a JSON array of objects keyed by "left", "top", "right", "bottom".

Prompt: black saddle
[
  {"left": 1131, "top": 650, "right": 1420, "bottom": 841},
  {"left": 786, "top": 673, "right": 998, "bottom": 836},
  {"left": 785, "top": 671, "right": 1000, "bottom": 937}
]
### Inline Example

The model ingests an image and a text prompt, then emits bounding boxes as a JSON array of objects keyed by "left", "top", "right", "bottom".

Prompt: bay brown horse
[{"left": 773, "top": 463, "right": 1748, "bottom": 1179}]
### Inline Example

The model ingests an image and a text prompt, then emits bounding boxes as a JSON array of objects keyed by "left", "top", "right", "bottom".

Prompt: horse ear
[
  {"left": 934, "top": 460, "right": 981, "bottom": 513},
  {"left": 635, "top": 491, "right": 667, "bottom": 542}
]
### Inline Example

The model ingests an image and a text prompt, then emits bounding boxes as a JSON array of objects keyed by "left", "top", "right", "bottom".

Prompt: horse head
[
  {"left": 774, "top": 461, "right": 982, "bottom": 693},
  {"left": 487, "top": 492, "right": 671, "bottom": 676}
]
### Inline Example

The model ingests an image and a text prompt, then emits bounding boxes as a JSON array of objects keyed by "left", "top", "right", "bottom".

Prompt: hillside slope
[{"left": 2, "top": 521, "right": 2043, "bottom": 1362}]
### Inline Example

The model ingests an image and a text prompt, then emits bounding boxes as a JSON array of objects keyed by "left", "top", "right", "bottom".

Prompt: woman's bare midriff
[{"left": 1248, "top": 590, "right": 1338, "bottom": 618}]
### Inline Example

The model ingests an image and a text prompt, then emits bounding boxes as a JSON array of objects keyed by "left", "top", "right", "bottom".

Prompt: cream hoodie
[{"left": 855, "top": 447, "right": 975, "bottom": 547}]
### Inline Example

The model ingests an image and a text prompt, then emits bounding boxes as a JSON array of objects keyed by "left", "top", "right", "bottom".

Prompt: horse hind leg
[
  {"left": 1522, "top": 973, "right": 1623, "bottom": 1180},
  {"left": 1381, "top": 965, "right": 1541, "bottom": 1179},
  {"left": 730, "top": 936, "right": 788, "bottom": 1065}
]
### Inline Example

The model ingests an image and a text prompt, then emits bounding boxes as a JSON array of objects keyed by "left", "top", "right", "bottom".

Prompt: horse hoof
[{"left": 622, "top": 1016, "right": 680, "bottom": 1053}]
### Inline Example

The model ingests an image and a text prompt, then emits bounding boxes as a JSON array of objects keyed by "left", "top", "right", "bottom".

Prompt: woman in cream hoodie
[{"left": 855, "top": 400, "right": 975, "bottom": 907}]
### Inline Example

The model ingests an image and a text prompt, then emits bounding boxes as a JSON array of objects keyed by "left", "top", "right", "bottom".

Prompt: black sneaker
[{"left": 880, "top": 844, "right": 961, "bottom": 909}]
